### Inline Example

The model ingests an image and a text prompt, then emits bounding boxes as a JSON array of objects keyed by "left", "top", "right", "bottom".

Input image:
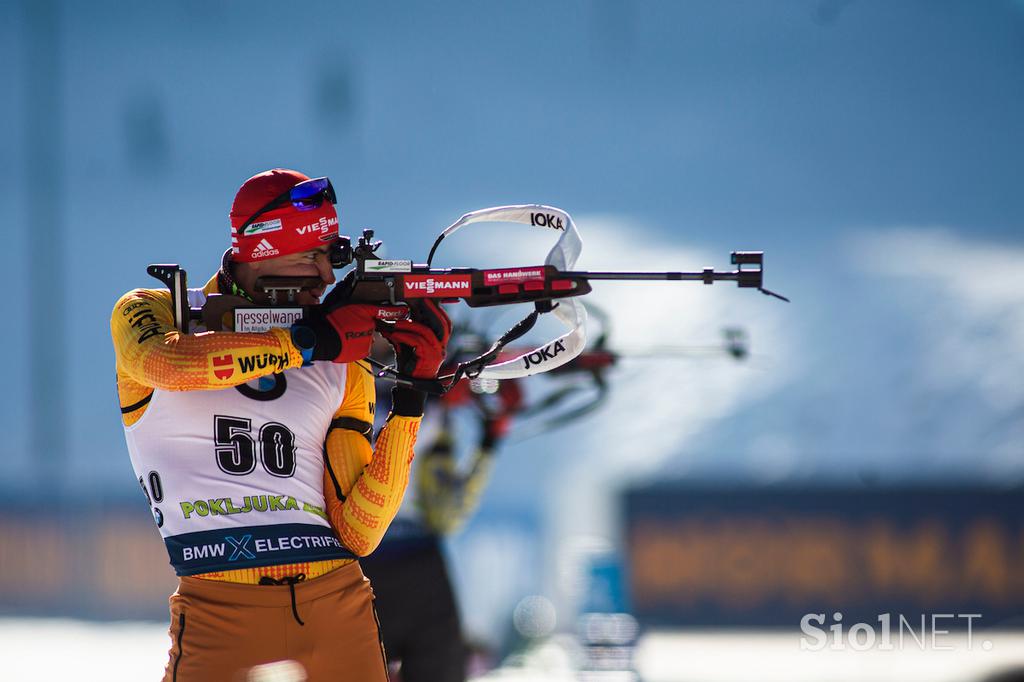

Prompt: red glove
[
  {"left": 379, "top": 299, "right": 452, "bottom": 379},
  {"left": 293, "top": 303, "right": 407, "bottom": 364}
]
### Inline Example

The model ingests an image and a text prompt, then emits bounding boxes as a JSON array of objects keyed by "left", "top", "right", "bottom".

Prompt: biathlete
[{"left": 111, "top": 168, "right": 450, "bottom": 681}]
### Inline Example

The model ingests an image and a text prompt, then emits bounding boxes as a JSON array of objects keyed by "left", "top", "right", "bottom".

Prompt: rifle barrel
[{"left": 563, "top": 270, "right": 740, "bottom": 281}]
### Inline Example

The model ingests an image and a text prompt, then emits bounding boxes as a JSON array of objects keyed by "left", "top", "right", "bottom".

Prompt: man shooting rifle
[{"left": 111, "top": 168, "right": 450, "bottom": 681}]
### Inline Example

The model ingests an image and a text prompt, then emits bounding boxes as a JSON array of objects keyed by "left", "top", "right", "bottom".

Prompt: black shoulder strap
[
  {"left": 120, "top": 390, "right": 154, "bottom": 414},
  {"left": 323, "top": 417, "right": 375, "bottom": 502},
  {"left": 329, "top": 417, "right": 373, "bottom": 445},
  {"left": 323, "top": 444, "right": 345, "bottom": 502}
]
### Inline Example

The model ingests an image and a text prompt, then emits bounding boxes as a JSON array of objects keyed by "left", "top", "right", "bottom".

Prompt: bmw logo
[
  {"left": 236, "top": 372, "right": 287, "bottom": 401},
  {"left": 153, "top": 507, "right": 164, "bottom": 528}
]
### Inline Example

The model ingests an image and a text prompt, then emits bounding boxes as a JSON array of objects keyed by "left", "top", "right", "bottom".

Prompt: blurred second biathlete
[{"left": 360, "top": 310, "right": 752, "bottom": 681}]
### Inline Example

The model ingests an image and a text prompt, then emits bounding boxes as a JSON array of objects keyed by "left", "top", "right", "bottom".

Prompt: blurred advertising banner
[
  {"left": 0, "top": 501, "right": 175, "bottom": 619},
  {"left": 624, "top": 486, "right": 1024, "bottom": 628}
]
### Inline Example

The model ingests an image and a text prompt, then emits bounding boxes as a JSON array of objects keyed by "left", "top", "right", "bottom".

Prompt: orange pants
[{"left": 162, "top": 561, "right": 387, "bottom": 682}]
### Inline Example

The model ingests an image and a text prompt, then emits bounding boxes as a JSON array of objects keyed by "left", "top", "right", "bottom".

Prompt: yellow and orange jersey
[
  {"left": 111, "top": 275, "right": 303, "bottom": 425},
  {"left": 111, "top": 275, "right": 421, "bottom": 583},
  {"left": 322, "top": 360, "right": 421, "bottom": 556}
]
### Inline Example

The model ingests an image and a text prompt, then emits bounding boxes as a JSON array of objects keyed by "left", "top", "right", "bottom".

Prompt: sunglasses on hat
[{"left": 237, "top": 177, "right": 337, "bottom": 235}]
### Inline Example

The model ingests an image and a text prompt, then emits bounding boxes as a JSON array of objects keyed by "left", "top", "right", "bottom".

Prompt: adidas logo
[{"left": 251, "top": 238, "right": 279, "bottom": 259}]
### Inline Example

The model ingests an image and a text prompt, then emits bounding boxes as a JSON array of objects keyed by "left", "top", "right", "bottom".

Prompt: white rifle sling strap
[{"left": 432, "top": 204, "right": 588, "bottom": 379}]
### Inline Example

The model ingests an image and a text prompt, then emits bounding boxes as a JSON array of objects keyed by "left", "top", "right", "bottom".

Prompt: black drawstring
[{"left": 259, "top": 573, "right": 307, "bottom": 626}]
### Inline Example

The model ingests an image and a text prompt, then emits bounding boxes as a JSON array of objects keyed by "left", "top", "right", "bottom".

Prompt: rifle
[{"left": 148, "top": 204, "right": 787, "bottom": 394}]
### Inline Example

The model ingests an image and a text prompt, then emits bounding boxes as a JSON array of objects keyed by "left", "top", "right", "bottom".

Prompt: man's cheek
[{"left": 317, "top": 261, "right": 336, "bottom": 285}]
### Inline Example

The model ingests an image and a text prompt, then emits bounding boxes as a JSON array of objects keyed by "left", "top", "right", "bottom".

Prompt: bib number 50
[{"left": 214, "top": 415, "right": 297, "bottom": 478}]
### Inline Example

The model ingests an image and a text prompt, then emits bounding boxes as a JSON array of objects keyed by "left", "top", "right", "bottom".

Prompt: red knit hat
[{"left": 229, "top": 169, "right": 339, "bottom": 262}]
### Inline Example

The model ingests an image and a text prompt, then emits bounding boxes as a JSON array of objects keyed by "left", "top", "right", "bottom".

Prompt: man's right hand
[
  {"left": 378, "top": 299, "right": 452, "bottom": 379},
  {"left": 292, "top": 303, "right": 406, "bottom": 363}
]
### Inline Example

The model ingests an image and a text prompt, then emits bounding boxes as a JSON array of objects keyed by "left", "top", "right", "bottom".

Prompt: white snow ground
[
  {"left": 3, "top": 618, "right": 1023, "bottom": 682},
  {"left": 0, "top": 618, "right": 169, "bottom": 682}
]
